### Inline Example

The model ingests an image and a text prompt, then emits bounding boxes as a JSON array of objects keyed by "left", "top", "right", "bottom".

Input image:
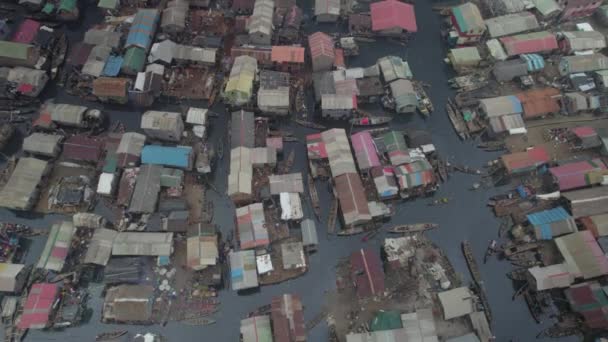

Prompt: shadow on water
[{"left": 0, "top": 0, "right": 581, "bottom": 341}]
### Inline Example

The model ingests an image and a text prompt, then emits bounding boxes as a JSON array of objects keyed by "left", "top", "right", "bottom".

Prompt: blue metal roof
[
  {"left": 521, "top": 54, "right": 545, "bottom": 72},
  {"left": 528, "top": 207, "right": 572, "bottom": 240},
  {"left": 102, "top": 55, "right": 124, "bottom": 77},
  {"left": 507, "top": 95, "right": 523, "bottom": 113},
  {"left": 126, "top": 9, "right": 159, "bottom": 50},
  {"left": 141, "top": 145, "right": 191, "bottom": 169}
]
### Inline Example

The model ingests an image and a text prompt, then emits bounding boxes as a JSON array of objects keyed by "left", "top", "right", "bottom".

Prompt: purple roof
[
  {"left": 351, "top": 131, "right": 380, "bottom": 170},
  {"left": 549, "top": 159, "right": 606, "bottom": 191}
]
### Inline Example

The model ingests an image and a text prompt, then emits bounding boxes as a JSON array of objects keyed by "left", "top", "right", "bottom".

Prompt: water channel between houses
[{"left": 0, "top": 0, "right": 580, "bottom": 340}]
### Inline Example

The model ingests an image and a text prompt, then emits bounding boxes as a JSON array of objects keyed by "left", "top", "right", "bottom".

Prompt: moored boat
[
  {"left": 294, "top": 119, "right": 326, "bottom": 130},
  {"left": 181, "top": 317, "right": 216, "bottom": 326},
  {"left": 96, "top": 330, "right": 128, "bottom": 341},
  {"left": 350, "top": 116, "right": 392, "bottom": 126},
  {"left": 388, "top": 223, "right": 438, "bottom": 234}
]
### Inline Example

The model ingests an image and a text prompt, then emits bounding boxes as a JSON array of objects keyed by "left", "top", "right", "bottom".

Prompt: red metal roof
[
  {"left": 308, "top": 32, "right": 335, "bottom": 59},
  {"left": 370, "top": 0, "right": 417, "bottom": 32},
  {"left": 306, "top": 133, "right": 327, "bottom": 159},
  {"left": 271, "top": 46, "right": 305, "bottom": 64},
  {"left": 572, "top": 126, "right": 597, "bottom": 138},
  {"left": 516, "top": 88, "right": 561, "bottom": 119},
  {"left": 63, "top": 135, "right": 104, "bottom": 162},
  {"left": 350, "top": 248, "right": 385, "bottom": 298},
  {"left": 18, "top": 283, "right": 58, "bottom": 329},
  {"left": 501, "top": 146, "right": 550, "bottom": 174},
  {"left": 334, "top": 48, "right": 345, "bottom": 69},
  {"left": 271, "top": 294, "right": 305, "bottom": 342},
  {"left": 549, "top": 159, "right": 606, "bottom": 191},
  {"left": 12, "top": 19, "right": 40, "bottom": 44},
  {"left": 500, "top": 32, "right": 558, "bottom": 56}
]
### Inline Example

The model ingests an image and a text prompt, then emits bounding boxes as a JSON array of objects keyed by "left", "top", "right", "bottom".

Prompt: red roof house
[
  {"left": 18, "top": 283, "right": 59, "bottom": 329},
  {"left": 271, "top": 294, "right": 306, "bottom": 342},
  {"left": 308, "top": 32, "right": 335, "bottom": 72},
  {"left": 306, "top": 133, "right": 327, "bottom": 159},
  {"left": 12, "top": 19, "right": 40, "bottom": 44},
  {"left": 63, "top": 135, "right": 104, "bottom": 163},
  {"left": 516, "top": 88, "right": 561, "bottom": 119},
  {"left": 370, "top": 0, "right": 417, "bottom": 34},
  {"left": 501, "top": 146, "right": 550, "bottom": 174},
  {"left": 350, "top": 248, "right": 385, "bottom": 298},
  {"left": 500, "top": 31, "right": 558, "bottom": 57},
  {"left": 271, "top": 45, "right": 305, "bottom": 72},
  {"left": 565, "top": 281, "right": 608, "bottom": 329},
  {"left": 549, "top": 159, "right": 606, "bottom": 191}
]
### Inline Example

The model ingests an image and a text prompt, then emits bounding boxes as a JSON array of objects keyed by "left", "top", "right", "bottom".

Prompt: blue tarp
[
  {"left": 126, "top": 9, "right": 159, "bottom": 50},
  {"left": 231, "top": 269, "right": 243, "bottom": 280},
  {"left": 102, "top": 55, "right": 124, "bottom": 76},
  {"left": 141, "top": 145, "right": 191, "bottom": 169},
  {"left": 521, "top": 54, "right": 545, "bottom": 72},
  {"left": 516, "top": 185, "right": 528, "bottom": 198}
]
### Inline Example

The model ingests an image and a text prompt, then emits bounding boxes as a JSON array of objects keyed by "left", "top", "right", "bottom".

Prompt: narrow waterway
[{"left": 0, "top": 0, "right": 581, "bottom": 340}]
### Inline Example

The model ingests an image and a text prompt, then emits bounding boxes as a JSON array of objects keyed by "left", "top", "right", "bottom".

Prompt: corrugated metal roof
[
  {"left": 63, "top": 135, "right": 104, "bottom": 162},
  {"left": 321, "top": 128, "right": 357, "bottom": 177},
  {"left": 271, "top": 294, "right": 305, "bottom": 342},
  {"left": 370, "top": 0, "right": 417, "bottom": 32},
  {"left": 128, "top": 164, "right": 162, "bottom": 213},
  {"left": 500, "top": 31, "right": 558, "bottom": 56},
  {"left": 516, "top": 87, "right": 561, "bottom": 119},
  {"left": 559, "top": 53, "right": 608, "bottom": 75},
  {"left": 449, "top": 46, "right": 481, "bottom": 66},
  {"left": 83, "top": 29, "right": 122, "bottom": 48},
  {"left": 269, "top": 173, "right": 304, "bottom": 194},
  {"left": 231, "top": 110, "right": 255, "bottom": 148},
  {"left": 321, "top": 94, "right": 357, "bottom": 110},
  {"left": 563, "top": 31, "right": 606, "bottom": 52},
  {"left": 84, "top": 228, "right": 118, "bottom": 266},
  {"left": 479, "top": 96, "right": 523, "bottom": 117},
  {"left": 308, "top": 32, "right": 335, "bottom": 59},
  {"left": 556, "top": 231, "right": 608, "bottom": 279},
  {"left": 22, "top": 133, "right": 62, "bottom": 157},
  {"left": 18, "top": 283, "right": 58, "bottom": 329},
  {"left": 126, "top": 9, "right": 160, "bottom": 50},
  {"left": 395, "top": 159, "right": 435, "bottom": 190},
  {"left": 527, "top": 206, "right": 577, "bottom": 240},
  {"left": 528, "top": 264, "right": 574, "bottom": 291},
  {"left": 335, "top": 173, "right": 371, "bottom": 226},
  {"left": 500, "top": 146, "right": 549, "bottom": 174},
  {"left": 12, "top": 19, "right": 40, "bottom": 44},
  {"left": 351, "top": 131, "right": 380, "bottom": 170},
  {"left": 271, "top": 45, "right": 305, "bottom": 63},
  {"left": 112, "top": 232, "right": 173, "bottom": 256},
  {"left": 350, "top": 248, "right": 385, "bottom": 297},
  {"left": 438, "top": 287, "right": 474, "bottom": 320},
  {"left": 236, "top": 202, "right": 269, "bottom": 249},
  {"left": 93, "top": 77, "right": 129, "bottom": 98},
  {"left": 301, "top": 219, "right": 318, "bottom": 246},
  {"left": 451, "top": 2, "right": 484, "bottom": 33},
  {"left": 230, "top": 250, "right": 259, "bottom": 291},
  {"left": 315, "top": 0, "right": 339, "bottom": 16},
  {"left": 141, "top": 145, "right": 192, "bottom": 169},
  {"left": 485, "top": 12, "right": 539, "bottom": 38},
  {"left": 0, "top": 157, "right": 48, "bottom": 210},
  {"left": 549, "top": 159, "right": 606, "bottom": 191},
  {"left": 563, "top": 186, "right": 608, "bottom": 218},
  {"left": 37, "top": 221, "right": 75, "bottom": 272},
  {"left": 378, "top": 56, "right": 412, "bottom": 82}
]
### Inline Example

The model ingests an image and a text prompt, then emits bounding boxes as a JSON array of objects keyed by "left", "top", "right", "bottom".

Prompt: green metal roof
[
  {"left": 370, "top": 311, "right": 403, "bottom": 331},
  {"left": 102, "top": 153, "right": 118, "bottom": 173},
  {"left": 42, "top": 3, "right": 55, "bottom": 14},
  {"left": 122, "top": 46, "right": 146, "bottom": 73},
  {"left": 0, "top": 41, "right": 31, "bottom": 60},
  {"left": 383, "top": 131, "right": 407, "bottom": 152},
  {"left": 59, "top": 0, "right": 76, "bottom": 12},
  {"left": 452, "top": 3, "right": 484, "bottom": 33}
]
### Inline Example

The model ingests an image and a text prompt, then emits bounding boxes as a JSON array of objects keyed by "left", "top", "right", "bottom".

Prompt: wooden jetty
[
  {"left": 308, "top": 174, "right": 321, "bottom": 221},
  {"left": 337, "top": 227, "right": 364, "bottom": 236},
  {"left": 462, "top": 241, "right": 482, "bottom": 286},
  {"left": 327, "top": 194, "right": 338, "bottom": 235},
  {"left": 446, "top": 98, "right": 469, "bottom": 140}
]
